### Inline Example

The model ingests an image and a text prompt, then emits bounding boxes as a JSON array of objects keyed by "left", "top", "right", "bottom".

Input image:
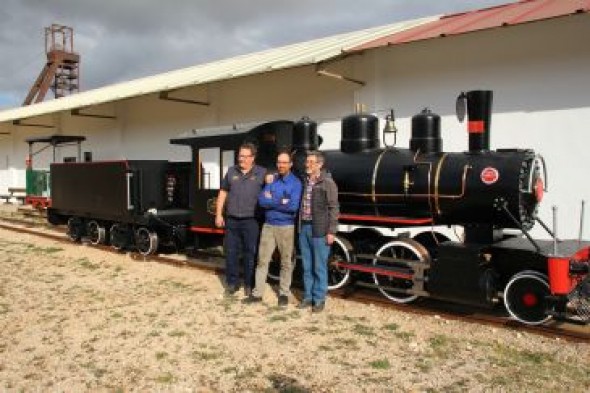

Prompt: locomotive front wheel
[
  {"left": 327, "top": 236, "right": 352, "bottom": 290},
  {"left": 135, "top": 227, "right": 159, "bottom": 256},
  {"left": 67, "top": 217, "right": 84, "bottom": 242},
  {"left": 503, "top": 271, "right": 551, "bottom": 325},
  {"left": 372, "top": 239, "right": 427, "bottom": 303},
  {"left": 87, "top": 220, "right": 107, "bottom": 245}
]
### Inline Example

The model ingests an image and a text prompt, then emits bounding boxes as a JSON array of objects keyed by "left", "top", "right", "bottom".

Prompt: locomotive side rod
[{"left": 333, "top": 261, "right": 413, "bottom": 280}]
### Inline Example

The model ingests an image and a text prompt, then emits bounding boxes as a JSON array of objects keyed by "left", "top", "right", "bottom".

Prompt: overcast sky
[{"left": 0, "top": 0, "right": 509, "bottom": 110}]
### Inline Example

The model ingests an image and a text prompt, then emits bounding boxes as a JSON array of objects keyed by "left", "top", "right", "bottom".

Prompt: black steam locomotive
[{"left": 47, "top": 90, "right": 590, "bottom": 326}]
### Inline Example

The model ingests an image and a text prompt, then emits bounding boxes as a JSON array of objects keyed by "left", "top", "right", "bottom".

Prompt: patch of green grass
[
  {"left": 369, "top": 359, "right": 391, "bottom": 370},
  {"left": 353, "top": 324, "right": 375, "bottom": 337},
  {"left": 338, "top": 338, "right": 358, "bottom": 349},
  {"left": 192, "top": 350, "right": 222, "bottom": 361},
  {"left": 77, "top": 258, "right": 99, "bottom": 270},
  {"left": 155, "top": 351, "right": 168, "bottom": 360},
  {"left": 394, "top": 331, "right": 415, "bottom": 341},
  {"left": 267, "top": 373, "right": 310, "bottom": 393},
  {"left": 268, "top": 314, "right": 288, "bottom": 322},
  {"left": 80, "top": 362, "right": 107, "bottom": 379},
  {"left": 167, "top": 329, "right": 186, "bottom": 337},
  {"left": 383, "top": 323, "right": 399, "bottom": 331},
  {"left": 156, "top": 372, "right": 174, "bottom": 384}
]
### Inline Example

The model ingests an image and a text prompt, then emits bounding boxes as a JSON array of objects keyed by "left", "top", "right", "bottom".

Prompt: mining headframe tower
[{"left": 23, "top": 24, "right": 80, "bottom": 105}]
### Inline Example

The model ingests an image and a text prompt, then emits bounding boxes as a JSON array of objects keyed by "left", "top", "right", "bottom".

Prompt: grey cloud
[{"left": 0, "top": 0, "right": 507, "bottom": 108}]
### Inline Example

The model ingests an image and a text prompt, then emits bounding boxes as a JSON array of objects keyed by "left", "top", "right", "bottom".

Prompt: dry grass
[{"left": 0, "top": 226, "right": 589, "bottom": 392}]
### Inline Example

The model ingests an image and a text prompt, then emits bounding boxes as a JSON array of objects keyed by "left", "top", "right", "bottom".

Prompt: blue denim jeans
[
  {"left": 298, "top": 223, "right": 330, "bottom": 303},
  {"left": 225, "top": 217, "right": 259, "bottom": 288}
]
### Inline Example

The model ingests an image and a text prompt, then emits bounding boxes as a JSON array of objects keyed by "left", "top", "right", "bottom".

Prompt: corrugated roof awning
[
  {"left": 0, "top": 16, "right": 436, "bottom": 125},
  {"left": 349, "top": 0, "right": 590, "bottom": 52}
]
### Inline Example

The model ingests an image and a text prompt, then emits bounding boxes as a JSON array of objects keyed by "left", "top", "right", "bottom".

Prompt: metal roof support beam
[
  {"left": 71, "top": 108, "right": 116, "bottom": 119},
  {"left": 315, "top": 66, "right": 365, "bottom": 86},
  {"left": 12, "top": 120, "right": 55, "bottom": 128},
  {"left": 159, "top": 90, "right": 210, "bottom": 106}
]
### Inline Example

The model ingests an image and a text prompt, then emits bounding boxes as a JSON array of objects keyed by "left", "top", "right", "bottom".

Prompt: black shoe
[
  {"left": 278, "top": 295, "right": 289, "bottom": 308},
  {"left": 243, "top": 295, "right": 262, "bottom": 304},
  {"left": 225, "top": 285, "right": 238, "bottom": 296},
  {"left": 312, "top": 301, "right": 325, "bottom": 313},
  {"left": 244, "top": 287, "right": 252, "bottom": 297},
  {"left": 297, "top": 299, "right": 312, "bottom": 309}
]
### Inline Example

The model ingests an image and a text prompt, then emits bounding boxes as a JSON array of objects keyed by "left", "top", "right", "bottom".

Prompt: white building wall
[{"left": 362, "top": 14, "right": 590, "bottom": 239}]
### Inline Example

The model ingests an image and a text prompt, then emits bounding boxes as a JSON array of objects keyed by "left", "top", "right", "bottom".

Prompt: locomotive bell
[{"left": 410, "top": 108, "right": 442, "bottom": 154}]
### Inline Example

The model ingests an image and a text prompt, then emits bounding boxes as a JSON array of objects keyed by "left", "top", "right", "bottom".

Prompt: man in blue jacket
[{"left": 245, "top": 150, "right": 302, "bottom": 307}]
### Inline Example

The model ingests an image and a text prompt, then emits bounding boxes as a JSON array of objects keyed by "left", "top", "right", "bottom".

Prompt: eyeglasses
[
  {"left": 238, "top": 155, "right": 253, "bottom": 159},
  {"left": 276, "top": 161, "right": 291, "bottom": 164}
]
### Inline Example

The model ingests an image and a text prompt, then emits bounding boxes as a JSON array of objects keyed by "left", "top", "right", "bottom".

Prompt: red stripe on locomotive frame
[
  {"left": 468, "top": 120, "right": 485, "bottom": 134},
  {"left": 190, "top": 226, "right": 225, "bottom": 234},
  {"left": 339, "top": 214, "right": 433, "bottom": 225}
]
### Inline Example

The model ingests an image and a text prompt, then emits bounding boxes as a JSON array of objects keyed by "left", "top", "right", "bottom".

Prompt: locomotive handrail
[{"left": 126, "top": 172, "right": 134, "bottom": 210}]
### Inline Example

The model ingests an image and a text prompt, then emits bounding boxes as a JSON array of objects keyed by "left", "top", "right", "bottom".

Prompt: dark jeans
[{"left": 225, "top": 217, "right": 259, "bottom": 288}]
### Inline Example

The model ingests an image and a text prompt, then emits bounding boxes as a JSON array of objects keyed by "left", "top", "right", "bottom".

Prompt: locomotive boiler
[{"left": 303, "top": 91, "right": 544, "bottom": 240}]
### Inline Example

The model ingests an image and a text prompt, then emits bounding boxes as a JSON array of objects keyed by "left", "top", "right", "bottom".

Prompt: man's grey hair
[{"left": 307, "top": 150, "right": 325, "bottom": 165}]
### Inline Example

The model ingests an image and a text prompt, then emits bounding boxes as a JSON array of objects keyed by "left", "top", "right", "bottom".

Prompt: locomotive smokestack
[{"left": 458, "top": 90, "right": 493, "bottom": 152}]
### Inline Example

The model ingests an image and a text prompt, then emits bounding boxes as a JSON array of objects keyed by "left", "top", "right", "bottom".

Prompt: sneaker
[
  {"left": 278, "top": 295, "right": 289, "bottom": 308},
  {"left": 297, "top": 299, "right": 312, "bottom": 309},
  {"left": 242, "top": 295, "right": 262, "bottom": 304},
  {"left": 312, "top": 301, "right": 325, "bottom": 313},
  {"left": 244, "top": 287, "right": 252, "bottom": 297}
]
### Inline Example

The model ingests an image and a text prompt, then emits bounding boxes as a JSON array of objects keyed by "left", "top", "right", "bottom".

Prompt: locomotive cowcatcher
[{"left": 47, "top": 90, "right": 590, "bottom": 326}]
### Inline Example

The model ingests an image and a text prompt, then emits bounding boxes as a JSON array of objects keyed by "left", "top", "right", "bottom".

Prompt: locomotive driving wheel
[
  {"left": 86, "top": 220, "right": 107, "bottom": 245},
  {"left": 372, "top": 239, "right": 428, "bottom": 303},
  {"left": 327, "top": 236, "right": 352, "bottom": 290},
  {"left": 135, "top": 227, "right": 159, "bottom": 256},
  {"left": 503, "top": 271, "right": 551, "bottom": 325}
]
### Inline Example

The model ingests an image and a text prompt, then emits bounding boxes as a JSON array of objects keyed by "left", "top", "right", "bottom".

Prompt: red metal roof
[{"left": 350, "top": 0, "right": 590, "bottom": 52}]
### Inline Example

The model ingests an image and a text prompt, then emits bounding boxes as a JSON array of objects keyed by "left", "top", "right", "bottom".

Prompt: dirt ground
[{"left": 0, "top": 224, "right": 589, "bottom": 392}]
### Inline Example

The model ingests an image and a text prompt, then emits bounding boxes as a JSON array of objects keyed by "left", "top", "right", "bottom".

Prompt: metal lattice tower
[{"left": 23, "top": 24, "right": 80, "bottom": 105}]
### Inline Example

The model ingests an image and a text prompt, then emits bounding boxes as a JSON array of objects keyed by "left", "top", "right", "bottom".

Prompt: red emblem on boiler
[{"left": 480, "top": 167, "right": 499, "bottom": 185}]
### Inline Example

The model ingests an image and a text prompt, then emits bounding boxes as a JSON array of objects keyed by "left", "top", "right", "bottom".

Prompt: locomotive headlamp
[{"left": 382, "top": 109, "right": 398, "bottom": 148}]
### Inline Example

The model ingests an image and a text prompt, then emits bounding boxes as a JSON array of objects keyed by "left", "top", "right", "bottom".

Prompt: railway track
[{"left": 0, "top": 214, "right": 588, "bottom": 343}]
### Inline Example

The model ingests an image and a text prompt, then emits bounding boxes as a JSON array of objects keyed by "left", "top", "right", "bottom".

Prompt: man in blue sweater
[{"left": 245, "top": 150, "right": 302, "bottom": 307}]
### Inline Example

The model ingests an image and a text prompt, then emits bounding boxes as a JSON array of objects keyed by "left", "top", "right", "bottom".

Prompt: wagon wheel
[
  {"left": 372, "top": 239, "right": 428, "bottom": 303},
  {"left": 327, "top": 236, "right": 352, "bottom": 290},
  {"left": 86, "top": 220, "right": 107, "bottom": 245},
  {"left": 135, "top": 227, "right": 159, "bottom": 256},
  {"left": 503, "top": 271, "right": 552, "bottom": 325},
  {"left": 67, "top": 217, "right": 84, "bottom": 242},
  {"left": 110, "top": 224, "right": 130, "bottom": 251}
]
